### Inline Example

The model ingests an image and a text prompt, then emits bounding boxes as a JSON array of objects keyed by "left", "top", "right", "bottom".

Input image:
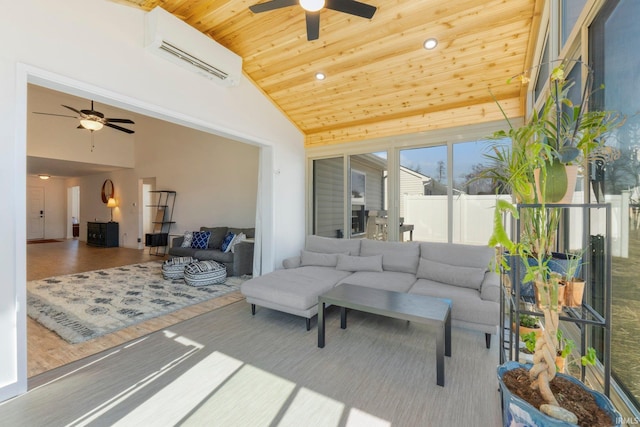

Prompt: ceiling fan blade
[
  {"left": 32, "top": 112, "right": 78, "bottom": 119},
  {"left": 306, "top": 12, "right": 320, "bottom": 41},
  {"left": 105, "top": 118, "right": 135, "bottom": 124},
  {"left": 61, "top": 104, "right": 84, "bottom": 116},
  {"left": 249, "top": 0, "right": 298, "bottom": 14},
  {"left": 105, "top": 122, "right": 135, "bottom": 134},
  {"left": 325, "top": 0, "right": 376, "bottom": 19}
]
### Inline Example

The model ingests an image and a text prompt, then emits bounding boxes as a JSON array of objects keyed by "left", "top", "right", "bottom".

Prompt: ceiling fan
[
  {"left": 33, "top": 100, "right": 135, "bottom": 134},
  {"left": 249, "top": 0, "right": 377, "bottom": 41}
]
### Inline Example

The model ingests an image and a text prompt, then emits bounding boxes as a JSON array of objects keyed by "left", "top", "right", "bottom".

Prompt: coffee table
[{"left": 317, "top": 283, "right": 452, "bottom": 386}]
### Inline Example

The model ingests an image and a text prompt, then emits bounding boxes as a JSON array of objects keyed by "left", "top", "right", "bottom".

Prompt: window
[
  {"left": 399, "top": 145, "right": 448, "bottom": 242},
  {"left": 589, "top": 0, "right": 640, "bottom": 408},
  {"left": 452, "top": 140, "right": 508, "bottom": 245},
  {"left": 313, "top": 157, "right": 344, "bottom": 238},
  {"left": 561, "top": 0, "right": 587, "bottom": 47}
]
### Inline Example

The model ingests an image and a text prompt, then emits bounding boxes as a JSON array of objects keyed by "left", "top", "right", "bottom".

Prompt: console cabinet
[{"left": 87, "top": 221, "right": 119, "bottom": 247}]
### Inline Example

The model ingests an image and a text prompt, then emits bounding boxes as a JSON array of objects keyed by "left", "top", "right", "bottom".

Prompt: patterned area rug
[{"left": 27, "top": 261, "right": 243, "bottom": 344}]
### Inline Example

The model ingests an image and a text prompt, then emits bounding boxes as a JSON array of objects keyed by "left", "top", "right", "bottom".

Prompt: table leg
[
  {"left": 340, "top": 307, "right": 347, "bottom": 329},
  {"left": 445, "top": 310, "right": 451, "bottom": 357},
  {"left": 318, "top": 301, "right": 325, "bottom": 348},
  {"left": 436, "top": 323, "right": 445, "bottom": 387}
]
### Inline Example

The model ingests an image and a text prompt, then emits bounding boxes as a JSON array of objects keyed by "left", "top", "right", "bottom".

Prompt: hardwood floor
[{"left": 27, "top": 239, "right": 243, "bottom": 379}]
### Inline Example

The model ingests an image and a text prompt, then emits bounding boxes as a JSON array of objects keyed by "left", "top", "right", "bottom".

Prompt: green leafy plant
[
  {"left": 557, "top": 329, "right": 575, "bottom": 358},
  {"left": 522, "top": 331, "right": 537, "bottom": 354},
  {"left": 519, "top": 314, "right": 539, "bottom": 329},
  {"left": 581, "top": 347, "right": 597, "bottom": 366}
]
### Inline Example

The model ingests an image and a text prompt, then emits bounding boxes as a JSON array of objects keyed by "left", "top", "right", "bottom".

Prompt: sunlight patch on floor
[{"left": 278, "top": 387, "right": 345, "bottom": 426}]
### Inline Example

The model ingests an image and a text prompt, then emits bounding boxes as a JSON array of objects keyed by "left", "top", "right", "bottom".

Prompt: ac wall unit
[{"left": 145, "top": 6, "right": 242, "bottom": 87}]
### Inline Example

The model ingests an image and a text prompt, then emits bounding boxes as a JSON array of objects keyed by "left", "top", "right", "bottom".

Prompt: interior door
[{"left": 27, "top": 186, "right": 45, "bottom": 240}]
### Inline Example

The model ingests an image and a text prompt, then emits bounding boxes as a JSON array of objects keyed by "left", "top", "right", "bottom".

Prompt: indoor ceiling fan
[
  {"left": 33, "top": 100, "right": 135, "bottom": 134},
  {"left": 249, "top": 0, "right": 377, "bottom": 41}
]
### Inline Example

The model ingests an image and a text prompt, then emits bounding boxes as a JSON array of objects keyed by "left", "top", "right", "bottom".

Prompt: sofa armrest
[
  {"left": 232, "top": 240, "right": 255, "bottom": 276},
  {"left": 480, "top": 271, "right": 500, "bottom": 302},
  {"left": 172, "top": 235, "right": 185, "bottom": 248},
  {"left": 283, "top": 256, "right": 301, "bottom": 269}
]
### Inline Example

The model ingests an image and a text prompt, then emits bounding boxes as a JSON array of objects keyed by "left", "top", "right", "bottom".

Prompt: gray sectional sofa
[
  {"left": 240, "top": 235, "right": 500, "bottom": 348},
  {"left": 169, "top": 226, "right": 255, "bottom": 277}
]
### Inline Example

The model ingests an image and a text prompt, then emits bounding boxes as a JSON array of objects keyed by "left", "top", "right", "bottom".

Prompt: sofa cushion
[
  {"left": 241, "top": 266, "right": 353, "bottom": 311},
  {"left": 200, "top": 226, "right": 228, "bottom": 249},
  {"left": 337, "top": 270, "right": 418, "bottom": 293},
  {"left": 194, "top": 249, "right": 233, "bottom": 263},
  {"left": 191, "top": 231, "right": 211, "bottom": 249},
  {"left": 420, "top": 242, "right": 494, "bottom": 269},
  {"left": 360, "top": 239, "right": 420, "bottom": 274},
  {"left": 181, "top": 231, "right": 194, "bottom": 248},
  {"left": 300, "top": 250, "right": 340, "bottom": 267},
  {"left": 305, "top": 235, "right": 361, "bottom": 256},
  {"left": 336, "top": 254, "right": 383, "bottom": 272},
  {"left": 409, "top": 278, "right": 499, "bottom": 327},
  {"left": 416, "top": 258, "right": 487, "bottom": 290},
  {"left": 168, "top": 246, "right": 197, "bottom": 257}
]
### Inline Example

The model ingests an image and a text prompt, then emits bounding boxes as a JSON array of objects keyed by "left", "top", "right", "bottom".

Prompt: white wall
[{"left": 0, "top": 0, "right": 304, "bottom": 402}]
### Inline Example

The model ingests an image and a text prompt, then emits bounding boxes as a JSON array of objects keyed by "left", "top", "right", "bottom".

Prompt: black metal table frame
[{"left": 317, "top": 284, "right": 452, "bottom": 386}]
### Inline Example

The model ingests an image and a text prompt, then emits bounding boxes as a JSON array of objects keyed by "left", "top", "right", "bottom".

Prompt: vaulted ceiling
[{"left": 114, "top": 0, "right": 542, "bottom": 147}]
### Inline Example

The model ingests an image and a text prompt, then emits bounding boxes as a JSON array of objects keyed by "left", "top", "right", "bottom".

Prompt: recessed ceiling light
[
  {"left": 423, "top": 38, "right": 438, "bottom": 50},
  {"left": 315, "top": 72, "right": 326, "bottom": 80}
]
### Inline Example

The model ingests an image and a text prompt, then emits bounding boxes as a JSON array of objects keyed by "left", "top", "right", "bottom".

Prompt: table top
[{"left": 319, "top": 283, "right": 451, "bottom": 324}]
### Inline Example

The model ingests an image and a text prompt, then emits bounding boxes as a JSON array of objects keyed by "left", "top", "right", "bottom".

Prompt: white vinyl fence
[{"left": 403, "top": 193, "right": 629, "bottom": 258}]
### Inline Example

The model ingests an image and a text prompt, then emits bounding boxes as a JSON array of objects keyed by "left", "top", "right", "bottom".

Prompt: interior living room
[{"left": 2, "top": 0, "right": 639, "bottom": 425}]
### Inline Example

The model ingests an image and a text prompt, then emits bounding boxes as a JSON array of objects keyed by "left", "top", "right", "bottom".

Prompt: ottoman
[
  {"left": 184, "top": 260, "right": 227, "bottom": 286},
  {"left": 162, "top": 256, "right": 197, "bottom": 280}
]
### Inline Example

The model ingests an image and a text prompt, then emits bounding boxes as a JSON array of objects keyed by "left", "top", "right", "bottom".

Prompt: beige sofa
[{"left": 241, "top": 235, "right": 500, "bottom": 348}]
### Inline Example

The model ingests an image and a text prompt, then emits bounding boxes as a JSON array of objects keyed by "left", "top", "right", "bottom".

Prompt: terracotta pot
[
  {"left": 563, "top": 279, "right": 585, "bottom": 307},
  {"left": 535, "top": 282, "right": 566, "bottom": 310},
  {"left": 518, "top": 324, "right": 542, "bottom": 340},
  {"left": 555, "top": 355, "right": 566, "bottom": 373}
]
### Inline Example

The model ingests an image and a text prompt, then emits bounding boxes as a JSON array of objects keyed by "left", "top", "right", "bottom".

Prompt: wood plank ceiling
[{"left": 114, "top": 0, "right": 541, "bottom": 147}]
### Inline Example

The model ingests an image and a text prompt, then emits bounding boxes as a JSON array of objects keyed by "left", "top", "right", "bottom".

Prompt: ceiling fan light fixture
[
  {"left": 300, "top": 0, "right": 325, "bottom": 12},
  {"left": 423, "top": 38, "right": 438, "bottom": 50},
  {"left": 80, "top": 119, "right": 104, "bottom": 131},
  {"left": 38, "top": 174, "right": 50, "bottom": 180}
]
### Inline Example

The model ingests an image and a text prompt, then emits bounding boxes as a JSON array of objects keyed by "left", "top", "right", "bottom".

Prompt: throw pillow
[
  {"left": 180, "top": 231, "right": 194, "bottom": 248},
  {"left": 300, "top": 250, "right": 340, "bottom": 267},
  {"left": 230, "top": 232, "right": 247, "bottom": 253},
  {"left": 221, "top": 232, "right": 236, "bottom": 253},
  {"left": 416, "top": 257, "right": 486, "bottom": 290},
  {"left": 336, "top": 254, "right": 383, "bottom": 272},
  {"left": 190, "top": 231, "right": 211, "bottom": 250}
]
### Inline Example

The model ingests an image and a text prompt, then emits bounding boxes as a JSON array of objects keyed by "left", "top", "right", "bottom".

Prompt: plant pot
[
  {"left": 563, "top": 279, "right": 585, "bottom": 307},
  {"left": 518, "top": 324, "right": 542, "bottom": 339},
  {"left": 497, "top": 361, "right": 621, "bottom": 427},
  {"left": 534, "top": 164, "right": 579, "bottom": 204},
  {"left": 555, "top": 355, "right": 566, "bottom": 373}
]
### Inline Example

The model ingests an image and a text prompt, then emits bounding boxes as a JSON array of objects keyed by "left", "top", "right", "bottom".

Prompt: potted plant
[
  {"left": 486, "top": 60, "right": 622, "bottom": 425},
  {"left": 558, "top": 249, "right": 587, "bottom": 307},
  {"left": 518, "top": 314, "right": 542, "bottom": 338}
]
